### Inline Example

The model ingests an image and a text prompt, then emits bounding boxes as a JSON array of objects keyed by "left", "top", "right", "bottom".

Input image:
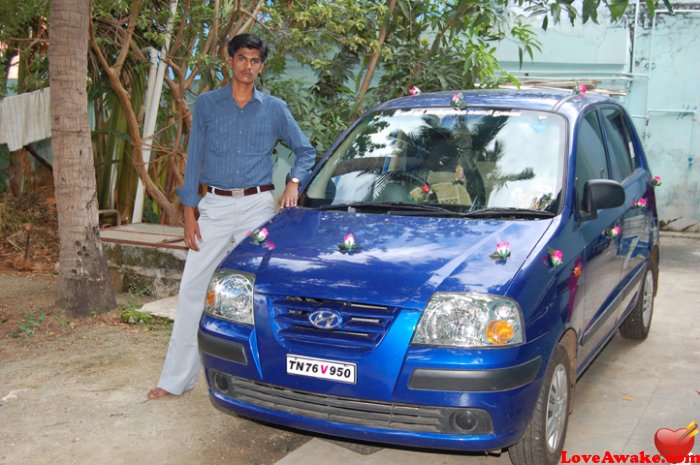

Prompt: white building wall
[{"left": 496, "top": 5, "right": 700, "bottom": 232}]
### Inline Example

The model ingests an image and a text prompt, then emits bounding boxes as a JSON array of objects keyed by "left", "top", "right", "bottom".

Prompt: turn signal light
[{"left": 486, "top": 320, "right": 515, "bottom": 345}]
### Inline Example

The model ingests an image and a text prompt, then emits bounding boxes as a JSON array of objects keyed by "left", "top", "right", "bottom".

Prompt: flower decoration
[
  {"left": 651, "top": 175, "right": 662, "bottom": 187},
  {"left": 572, "top": 264, "right": 582, "bottom": 278},
  {"left": 338, "top": 233, "right": 361, "bottom": 254},
  {"left": 603, "top": 225, "right": 621, "bottom": 240},
  {"left": 411, "top": 183, "right": 434, "bottom": 202},
  {"left": 632, "top": 197, "right": 647, "bottom": 209},
  {"left": 489, "top": 241, "right": 511, "bottom": 261},
  {"left": 409, "top": 85, "right": 421, "bottom": 96},
  {"left": 450, "top": 92, "right": 468, "bottom": 110},
  {"left": 453, "top": 165, "right": 465, "bottom": 183},
  {"left": 248, "top": 227, "right": 268, "bottom": 245},
  {"left": 573, "top": 82, "right": 587, "bottom": 95},
  {"left": 548, "top": 248, "right": 563, "bottom": 267}
]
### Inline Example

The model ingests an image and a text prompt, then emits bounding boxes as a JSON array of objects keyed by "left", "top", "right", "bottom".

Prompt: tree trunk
[
  {"left": 49, "top": 0, "right": 116, "bottom": 316},
  {"left": 354, "top": 0, "right": 398, "bottom": 118}
]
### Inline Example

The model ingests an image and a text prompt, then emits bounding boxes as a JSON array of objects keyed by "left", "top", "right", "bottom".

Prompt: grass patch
[{"left": 12, "top": 310, "right": 46, "bottom": 337}]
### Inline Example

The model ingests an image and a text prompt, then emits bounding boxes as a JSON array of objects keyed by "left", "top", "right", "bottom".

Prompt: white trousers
[{"left": 157, "top": 191, "right": 276, "bottom": 395}]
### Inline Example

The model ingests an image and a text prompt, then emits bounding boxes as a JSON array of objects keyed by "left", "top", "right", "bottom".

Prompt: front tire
[
  {"left": 619, "top": 266, "right": 654, "bottom": 340},
  {"left": 509, "top": 345, "right": 571, "bottom": 465}
]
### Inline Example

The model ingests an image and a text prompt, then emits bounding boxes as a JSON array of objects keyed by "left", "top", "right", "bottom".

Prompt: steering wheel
[{"left": 373, "top": 171, "right": 436, "bottom": 202}]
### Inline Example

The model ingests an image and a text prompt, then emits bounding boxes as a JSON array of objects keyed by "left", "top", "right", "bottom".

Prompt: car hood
[{"left": 220, "top": 208, "right": 554, "bottom": 309}]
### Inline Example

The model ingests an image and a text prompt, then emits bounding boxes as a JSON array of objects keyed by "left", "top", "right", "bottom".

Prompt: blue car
[{"left": 198, "top": 89, "right": 660, "bottom": 465}]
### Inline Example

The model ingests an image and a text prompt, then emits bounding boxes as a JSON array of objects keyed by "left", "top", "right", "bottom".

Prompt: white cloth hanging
[{"left": 0, "top": 87, "right": 52, "bottom": 151}]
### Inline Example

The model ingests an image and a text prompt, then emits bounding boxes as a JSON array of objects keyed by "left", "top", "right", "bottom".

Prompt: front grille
[
  {"left": 210, "top": 372, "right": 492, "bottom": 435},
  {"left": 270, "top": 297, "right": 398, "bottom": 350}
]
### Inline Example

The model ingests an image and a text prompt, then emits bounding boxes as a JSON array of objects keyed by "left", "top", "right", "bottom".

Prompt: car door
[
  {"left": 598, "top": 105, "right": 650, "bottom": 318},
  {"left": 573, "top": 109, "right": 626, "bottom": 364}
]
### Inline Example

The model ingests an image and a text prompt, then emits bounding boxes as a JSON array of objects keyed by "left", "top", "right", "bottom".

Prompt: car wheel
[
  {"left": 509, "top": 345, "right": 571, "bottom": 465},
  {"left": 619, "top": 266, "right": 654, "bottom": 340}
]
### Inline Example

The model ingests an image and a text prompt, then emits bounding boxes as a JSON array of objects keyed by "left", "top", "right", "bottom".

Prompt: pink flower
[
  {"left": 651, "top": 175, "right": 662, "bottom": 187},
  {"left": 494, "top": 241, "right": 511, "bottom": 260},
  {"left": 633, "top": 197, "right": 647, "bottom": 209},
  {"left": 421, "top": 184, "right": 430, "bottom": 193},
  {"left": 250, "top": 227, "right": 268, "bottom": 245},
  {"left": 549, "top": 248, "right": 563, "bottom": 267},
  {"left": 451, "top": 93, "right": 463, "bottom": 105},
  {"left": 264, "top": 240, "right": 276, "bottom": 250},
  {"left": 604, "top": 225, "right": 621, "bottom": 239},
  {"left": 579, "top": 84, "right": 587, "bottom": 94},
  {"left": 338, "top": 233, "right": 359, "bottom": 254},
  {"left": 409, "top": 85, "right": 421, "bottom": 96},
  {"left": 344, "top": 233, "right": 355, "bottom": 248}
]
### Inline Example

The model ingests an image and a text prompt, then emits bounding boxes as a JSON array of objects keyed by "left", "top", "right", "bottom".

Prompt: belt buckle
[{"left": 230, "top": 188, "right": 245, "bottom": 198}]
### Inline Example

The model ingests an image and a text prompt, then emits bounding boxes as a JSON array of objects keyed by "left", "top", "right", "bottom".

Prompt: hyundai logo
[{"left": 308, "top": 309, "right": 343, "bottom": 330}]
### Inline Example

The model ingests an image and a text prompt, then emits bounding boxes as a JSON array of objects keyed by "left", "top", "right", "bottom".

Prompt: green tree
[{"left": 4, "top": 0, "right": 667, "bottom": 224}]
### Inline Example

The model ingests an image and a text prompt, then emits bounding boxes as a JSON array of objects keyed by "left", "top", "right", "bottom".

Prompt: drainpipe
[{"left": 132, "top": 0, "right": 179, "bottom": 224}]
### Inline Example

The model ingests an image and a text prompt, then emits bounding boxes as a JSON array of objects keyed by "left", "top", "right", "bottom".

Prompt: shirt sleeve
[
  {"left": 276, "top": 101, "right": 316, "bottom": 182},
  {"left": 176, "top": 94, "right": 206, "bottom": 207}
]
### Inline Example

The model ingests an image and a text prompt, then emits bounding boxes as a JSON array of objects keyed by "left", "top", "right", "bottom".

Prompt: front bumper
[{"left": 198, "top": 318, "right": 546, "bottom": 451}]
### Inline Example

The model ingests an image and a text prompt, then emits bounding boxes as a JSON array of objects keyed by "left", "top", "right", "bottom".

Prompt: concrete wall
[
  {"left": 495, "top": 4, "right": 700, "bottom": 232},
  {"left": 628, "top": 10, "right": 700, "bottom": 232}
]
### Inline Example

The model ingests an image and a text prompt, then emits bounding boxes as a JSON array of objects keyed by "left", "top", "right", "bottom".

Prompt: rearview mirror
[{"left": 581, "top": 179, "right": 626, "bottom": 220}]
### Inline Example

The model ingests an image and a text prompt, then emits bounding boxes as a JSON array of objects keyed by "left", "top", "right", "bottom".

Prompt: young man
[{"left": 147, "top": 33, "right": 315, "bottom": 399}]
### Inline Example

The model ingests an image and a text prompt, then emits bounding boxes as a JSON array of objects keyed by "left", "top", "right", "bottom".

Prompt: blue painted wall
[{"left": 496, "top": 5, "right": 700, "bottom": 232}]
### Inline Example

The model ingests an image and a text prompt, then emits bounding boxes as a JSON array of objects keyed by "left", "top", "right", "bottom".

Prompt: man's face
[{"left": 228, "top": 47, "right": 264, "bottom": 85}]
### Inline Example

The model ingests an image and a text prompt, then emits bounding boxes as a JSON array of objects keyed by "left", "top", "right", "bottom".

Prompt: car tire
[
  {"left": 508, "top": 344, "right": 571, "bottom": 465},
  {"left": 619, "top": 265, "right": 655, "bottom": 340}
]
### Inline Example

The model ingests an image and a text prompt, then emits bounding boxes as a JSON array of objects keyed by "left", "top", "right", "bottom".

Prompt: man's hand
[
  {"left": 280, "top": 180, "right": 300, "bottom": 209},
  {"left": 183, "top": 205, "right": 202, "bottom": 251}
]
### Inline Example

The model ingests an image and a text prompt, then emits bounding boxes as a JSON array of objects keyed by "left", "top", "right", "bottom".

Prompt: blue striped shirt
[{"left": 177, "top": 85, "right": 316, "bottom": 207}]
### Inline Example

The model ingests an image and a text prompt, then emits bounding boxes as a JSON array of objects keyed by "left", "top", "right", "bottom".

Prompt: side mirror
[{"left": 581, "top": 179, "right": 626, "bottom": 220}]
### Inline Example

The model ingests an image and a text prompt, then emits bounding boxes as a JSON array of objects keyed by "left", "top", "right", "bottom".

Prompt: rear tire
[
  {"left": 509, "top": 345, "right": 571, "bottom": 465},
  {"left": 619, "top": 266, "right": 654, "bottom": 340}
]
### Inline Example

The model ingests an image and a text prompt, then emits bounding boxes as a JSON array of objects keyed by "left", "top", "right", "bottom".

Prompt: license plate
[{"left": 286, "top": 354, "right": 357, "bottom": 384}]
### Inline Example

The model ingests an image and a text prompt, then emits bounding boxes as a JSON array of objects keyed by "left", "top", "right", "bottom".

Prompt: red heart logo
[{"left": 654, "top": 428, "right": 695, "bottom": 463}]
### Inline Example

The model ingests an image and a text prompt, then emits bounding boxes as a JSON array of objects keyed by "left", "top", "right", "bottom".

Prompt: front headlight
[
  {"left": 412, "top": 293, "right": 524, "bottom": 348},
  {"left": 203, "top": 270, "right": 255, "bottom": 325}
]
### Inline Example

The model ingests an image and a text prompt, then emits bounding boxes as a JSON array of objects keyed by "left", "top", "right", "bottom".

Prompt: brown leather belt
[{"left": 206, "top": 184, "right": 274, "bottom": 198}]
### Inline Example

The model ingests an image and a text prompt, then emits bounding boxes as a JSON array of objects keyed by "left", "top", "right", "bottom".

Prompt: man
[{"left": 147, "top": 33, "right": 315, "bottom": 399}]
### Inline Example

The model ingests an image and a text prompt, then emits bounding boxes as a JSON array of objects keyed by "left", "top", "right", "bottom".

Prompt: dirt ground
[{"left": 0, "top": 269, "right": 311, "bottom": 465}]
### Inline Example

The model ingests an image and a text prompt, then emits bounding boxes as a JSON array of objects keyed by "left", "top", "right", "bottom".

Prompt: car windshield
[{"left": 303, "top": 106, "right": 566, "bottom": 216}]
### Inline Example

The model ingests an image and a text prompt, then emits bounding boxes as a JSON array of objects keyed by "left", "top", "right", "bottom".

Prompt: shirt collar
[{"left": 214, "top": 83, "right": 265, "bottom": 106}]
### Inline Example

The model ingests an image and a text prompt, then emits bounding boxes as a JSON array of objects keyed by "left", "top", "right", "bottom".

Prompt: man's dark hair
[{"left": 227, "top": 33, "right": 269, "bottom": 62}]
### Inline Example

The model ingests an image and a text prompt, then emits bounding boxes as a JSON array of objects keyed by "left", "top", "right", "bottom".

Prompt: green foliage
[
  {"left": 118, "top": 282, "right": 171, "bottom": 328},
  {"left": 0, "top": 145, "right": 9, "bottom": 193},
  {"left": 13, "top": 310, "right": 46, "bottom": 337},
  {"left": 120, "top": 308, "right": 153, "bottom": 325},
  {"left": 0, "top": 0, "right": 650, "bottom": 220}
]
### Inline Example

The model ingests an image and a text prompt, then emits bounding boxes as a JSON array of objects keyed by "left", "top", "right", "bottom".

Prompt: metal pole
[{"left": 132, "top": 0, "right": 179, "bottom": 223}]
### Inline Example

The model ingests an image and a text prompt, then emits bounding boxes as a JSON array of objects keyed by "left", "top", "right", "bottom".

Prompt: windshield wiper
[
  {"left": 318, "top": 202, "right": 453, "bottom": 214},
  {"left": 459, "top": 207, "right": 556, "bottom": 219}
]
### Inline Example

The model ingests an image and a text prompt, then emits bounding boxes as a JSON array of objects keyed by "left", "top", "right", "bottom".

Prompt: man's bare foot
[{"left": 147, "top": 387, "right": 172, "bottom": 400}]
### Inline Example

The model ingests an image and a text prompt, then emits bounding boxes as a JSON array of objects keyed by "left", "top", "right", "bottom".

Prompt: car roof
[{"left": 376, "top": 88, "right": 613, "bottom": 115}]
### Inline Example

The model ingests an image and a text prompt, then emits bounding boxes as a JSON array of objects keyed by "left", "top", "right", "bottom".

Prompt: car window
[
  {"left": 575, "top": 111, "right": 609, "bottom": 211},
  {"left": 304, "top": 108, "right": 566, "bottom": 213},
  {"left": 601, "top": 107, "right": 636, "bottom": 181}
]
